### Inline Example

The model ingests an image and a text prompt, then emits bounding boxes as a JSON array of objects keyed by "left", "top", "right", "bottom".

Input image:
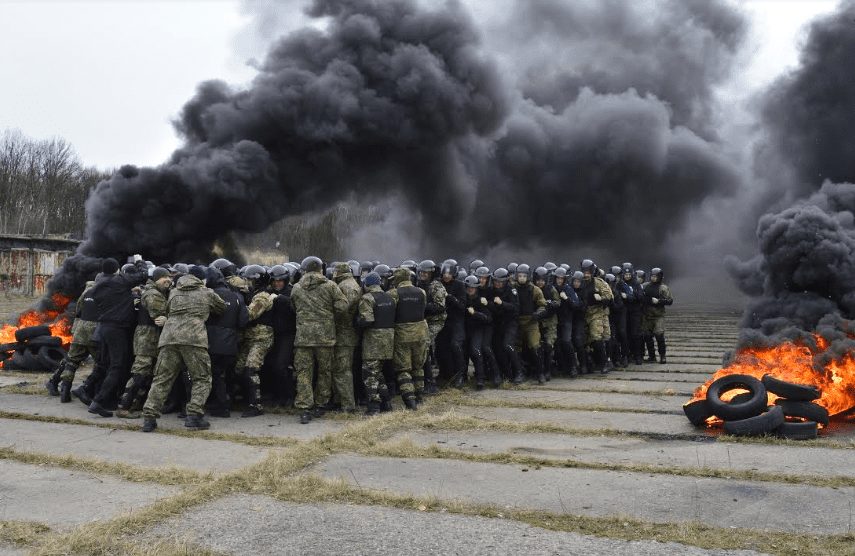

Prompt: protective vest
[
  {"left": 395, "top": 286, "right": 425, "bottom": 324},
  {"left": 371, "top": 292, "right": 396, "bottom": 329},
  {"left": 643, "top": 282, "right": 662, "bottom": 299},
  {"left": 137, "top": 299, "right": 155, "bottom": 326},
  {"left": 517, "top": 284, "right": 535, "bottom": 316},
  {"left": 80, "top": 289, "right": 99, "bottom": 322}
]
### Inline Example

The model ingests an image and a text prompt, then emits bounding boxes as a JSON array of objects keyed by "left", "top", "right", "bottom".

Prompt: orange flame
[
  {"left": 688, "top": 334, "right": 855, "bottom": 426},
  {"left": 0, "top": 293, "right": 73, "bottom": 369}
]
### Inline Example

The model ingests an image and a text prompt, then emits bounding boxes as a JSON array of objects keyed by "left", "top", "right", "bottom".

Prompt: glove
[
  {"left": 154, "top": 316, "right": 167, "bottom": 327},
  {"left": 651, "top": 297, "right": 659, "bottom": 304},
  {"left": 133, "top": 297, "right": 140, "bottom": 306},
  {"left": 493, "top": 297, "right": 502, "bottom": 305},
  {"left": 480, "top": 297, "right": 488, "bottom": 306},
  {"left": 268, "top": 293, "right": 278, "bottom": 301},
  {"left": 467, "top": 307, "right": 475, "bottom": 315},
  {"left": 560, "top": 291, "right": 568, "bottom": 300},
  {"left": 594, "top": 293, "right": 602, "bottom": 302},
  {"left": 621, "top": 292, "right": 627, "bottom": 299}
]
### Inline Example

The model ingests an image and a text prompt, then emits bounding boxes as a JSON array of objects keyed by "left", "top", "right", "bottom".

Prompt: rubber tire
[
  {"left": 14, "top": 325, "right": 51, "bottom": 342},
  {"left": 36, "top": 346, "right": 65, "bottom": 370},
  {"left": 8, "top": 350, "right": 40, "bottom": 371},
  {"left": 724, "top": 405, "right": 785, "bottom": 436},
  {"left": 729, "top": 392, "right": 753, "bottom": 404},
  {"left": 683, "top": 399, "right": 713, "bottom": 426},
  {"left": 762, "top": 374, "right": 820, "bottom": 402},
  {"left": 706, "top": 374, "right": 767, "bottom": 421},
  {"left": 0, "top": 351, "right": 10, "bottom": 363},
  {"left": 0, "top": 342, "right": 22, "bottom": 353},
  {"left": 775, "top": 421, "right": 818, "bottom": 440},
  {"left": 25, "top": 336, "right": 62, "bottom": 348},
  {"left": 774, "top": 399, "right": 829, "bottom": 426}
]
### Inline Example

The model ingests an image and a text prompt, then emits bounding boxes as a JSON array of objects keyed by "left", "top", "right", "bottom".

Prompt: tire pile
[
  {"left": 0, "top": 325, "right": 66, "bottom": 371},
  {"left": 684, "top": 373, "right": 827, "bottom": 440}
]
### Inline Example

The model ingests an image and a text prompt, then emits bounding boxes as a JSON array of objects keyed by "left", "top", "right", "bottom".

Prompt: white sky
[{"left": 0, "top": 0, "right": 840, "bottom": 169}]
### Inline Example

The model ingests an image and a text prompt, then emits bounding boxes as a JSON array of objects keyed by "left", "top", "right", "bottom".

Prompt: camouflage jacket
[
  {"left": 70, "top": 281, "right": 97, "bottom": 346},
  {"left": 642, "top": 282, "right": 673, "bottom": 318},
  {"left": 133, "top": 280, "right": 168, "bottom": 357},
  {"left": 158, "top": 275, "right": 226, "bottom": 349},
  {"left": 358, "top": 284, "right": 395, "bottom": 360},
  {"left": 422, "top": 279, "right": 447, "bottom": 326},
  {"left": 587, "top": 276, "right": 614, "bottom": 317},
  {"left": 334, "top": 275, "right": 363, "bottom": 347},
  {"left": 226, "top": 275, "right": 249, "bottom": 295},
  {"left": 290, "top": 271, "right": 349, "bottom": 347},
  {"left": 388, "top": 280, "right": 429, "bottom": 343}
]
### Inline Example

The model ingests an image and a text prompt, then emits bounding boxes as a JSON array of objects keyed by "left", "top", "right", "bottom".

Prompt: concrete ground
[{"left": 0, "top": 302, "right": 852, "bottom": 555}]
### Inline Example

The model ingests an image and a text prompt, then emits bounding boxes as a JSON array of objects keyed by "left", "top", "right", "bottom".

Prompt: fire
[
  {"left": 689, "top": 334, "right": 855, "bottom": 424},
  {"left": 0, "top": 293, "right": 73, "bottom": 369}
]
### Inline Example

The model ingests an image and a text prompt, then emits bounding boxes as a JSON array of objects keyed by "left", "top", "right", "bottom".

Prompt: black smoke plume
[{"left": 42, "top": 0, "right": 751, "bottom": 302}]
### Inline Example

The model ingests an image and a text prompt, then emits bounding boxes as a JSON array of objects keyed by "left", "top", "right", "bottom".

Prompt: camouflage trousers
[
  {"left": 423, "top": 321, "right": 444, "bottom": 380},
  {"left": 586, "top": 310, "right": 611, "bottom": 343},
  {"left": 362, "top": 359, "right": 390, "bottom": 403},
  {"left": 331, "top": 345, "right": 356, "bottom": 410},
  {"left": 393, "top": 339, "right": 427, "bottom": 398},
  {"left": 130, "top": 354, "right": 156, "bottom": 378},
  {"left": 236, "top": 325, "right": 274, "bottom": 370},
  {"left": 143, "top": 345, "right": 211, "bottom": 418},
  {"left": 59, "top": 342, "right": 98, "bottom": 382},
  {"left": 539, "top": 317, "right": 557, "bottom": 347},
  {"left": 293, "top": 346, "right": 333, "bottom": 410},
  {"left": 518, "top": 316, "right": 541, "bottom": 350},
  {"left": 642, "top": 314, "right": 666, "bottom": 335}
]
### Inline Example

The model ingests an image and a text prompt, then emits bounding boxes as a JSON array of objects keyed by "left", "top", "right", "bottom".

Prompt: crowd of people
[{"left": 42, "top": 256, "right": 673, "bottom": 431}]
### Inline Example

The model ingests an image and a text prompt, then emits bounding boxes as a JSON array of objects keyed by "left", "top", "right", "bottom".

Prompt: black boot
[
  {"left": 568, "top": 350, "right": 579, "bottom": 378},
  {"left": 299, "top": 410, "right": 313, "bottom": 424},
  {"left": 118, "top": 374, "right": 144, "bottom": 410},
  {"left": 655, "top": 333, "right": 667, "bottom": 364},
  {"left": 365, "top": 401, "right": 381, "bottom": 416},
  {"left": 72, "top": 385, "right": 92, "bottom": 406},
  {"left": 141, "top": 417, "right": 157, "bottom": 432},
  {"left": 59, "top": 380, "right": 72, "bottom": 403},
  {"left": 644, "top": 335, "right": 656, "bottom": 362},
  {"left": 541, "top": 345, "right": 553, "bottom": 382},
  {"left": 473, "top": 352, "right": 485, "bottom": 391},
  {"left": 403, "top": 396, "right": 418, "bottom": 410},
  {"left": 88, "top": 400, "right": 113, "bottom": 417},
  {"left": 185, "top": 413, "right": 211, "bottom": 430},
  {"left": 45, "top": 364, "right": 63, "bottom": 396},
  {"left": 241, "top": 371, "right": 264, "bottom": 418},
  {"left": 599, "top": 341, "right": 613, "bottom": 374}
]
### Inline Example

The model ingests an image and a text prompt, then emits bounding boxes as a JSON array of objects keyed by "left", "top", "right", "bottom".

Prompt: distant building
[{"left": 0, "top": 234, "right": 80, "bottom": 296}]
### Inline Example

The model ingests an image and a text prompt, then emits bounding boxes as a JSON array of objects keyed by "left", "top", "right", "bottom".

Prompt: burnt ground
[{"left": 0, "top": 300, "right": 853, "bottom": 555}]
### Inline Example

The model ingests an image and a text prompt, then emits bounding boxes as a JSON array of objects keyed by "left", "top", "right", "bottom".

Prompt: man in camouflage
[
  {"left": 514, "top": 264, "right": 547, "bottom": 383},
  {"left": 234, "top": 265, "right": 275, "bottom": 417},
  {"left": 142, "top": 266, "right": 226, "bottom": 432},
  {"left": 49, "top": 280, "right": 100, "bottom": 403},
  {"left": 356, "top": 272, "right": 395, "bottom": 415},
  {"left": 534, "top": 266, "right": 561, "bottom": 382},
  {"left": 642, "top": 267, "right": 674, "bottom": 364},
  {"left": 116, "top": 267, "right": 171, "bottom": 418},
  {"left": 580, "top": 259, "right": 614, "bottom": 374},
  {"left": 330, "top": 262, "right": 361, "bottom": 411},
  {"left": 388, "top": 268, "right": 428, "bottom": 409},
  {"left": 416, "top": 260, "right": 446, "bottom": 394},
  {"left": 290, "top": 256, "right": 349, "bottom": 424}
]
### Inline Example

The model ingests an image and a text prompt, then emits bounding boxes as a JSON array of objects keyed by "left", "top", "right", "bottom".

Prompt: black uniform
[
  {"left": 554, "top": 281, "right": 582, "bottom": 376},
  {"left": 263, "top": 284, "right": 297, "bottom": 406},
  {"left": 464, "top": 292, "right": 492, "bottom": 388},
  {"left": 206, "top": 280, "right": 249, "bottom": 413},
  {"left": 490, "top": 283, "right": 523, "bottom": 381},
  {"left": 437, "top": 277, "right": 467, "bottom": 383}
]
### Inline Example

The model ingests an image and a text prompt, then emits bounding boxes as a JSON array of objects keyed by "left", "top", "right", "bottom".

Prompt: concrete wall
[{"left": 0, "top": 235, "right": 80, "bottom": 297}]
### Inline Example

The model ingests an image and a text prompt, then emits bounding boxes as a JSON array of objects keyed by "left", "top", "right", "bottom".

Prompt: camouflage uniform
[
  {"left": 130, "top": 281, "right": 168, "bottom": 378},
  {"left": 642, "top": 280, "right": 673, "bottom": 361},
  {"left": 421, "top": 279, "right": 446, "bottom": 389},
  {"left": 59, "top": 281, "right": 99, "bottom": 383},
  {"left": 290, "top": 270, "right": 349, "bottom": 410},
  {"left": 235, "top": 291, "right": 274, "bottom": 380},
  {"left": 516, "top": 283, "right": 546, "bottom": 350},
  {"left": 142, "top": 275, "right": 225, "bottom": 419},
  {"left": 332, "top": 263, "right": 361, "bottom": 411},
  {"left": 358, "top": 284, "right": 395, "bottom": 404},
  {"left": 585, "top": 276, "right": 614, "bottom": 343},
  {"left": 538, "top": 283, "right": 560, "bottom": 379},
  {"left": 388, "top": 270, "right": 429, "bottom": 401}
]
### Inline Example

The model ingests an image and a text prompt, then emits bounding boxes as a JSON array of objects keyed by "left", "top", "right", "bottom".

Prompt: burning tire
[
  {"left": 774, "top": 399, "right": 829, "bottom": 426},
  {"left": 762, "top": 374, "right": 820, "bottom": 402},
  {"left": 8, "top": 348, "right": 42, "bottom": 371},
  {"left": 0, "top": 342, "right": 21, "bottom": 353},
  {"left": 723, "top": 405, "right": 785, "bottom": 436},
  {"left": 683, "top": 399, "right": 713, "bottom": 426},
  {"left": 36, "top": 346, "right": 65, "bottom": 370},
  {"left": 775, "top": 421, "right": 819, "bottom": 440},
  {"left": 14, "top": 325, "right": 51, "bottom": 342},
  {"left": 706, "top": 374, "right": 768, "bottom": 421},
  {"left": 0, "top": 351, "right": 10, "bottom": 363},
  {"left": 24, "top": 336, "right": 62, "bottom": 348}
]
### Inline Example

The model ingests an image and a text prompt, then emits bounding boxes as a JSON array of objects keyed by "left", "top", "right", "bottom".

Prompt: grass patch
[
  {"left": 268, "top": 474, "right": 855, "bottom": 556},
  {"left": 0, "top": 446, "right": 208, "bottom": 486},
  {"left": 0, "top": 520, "right": 50, "bottom": 547},
  {"left": 432, "top": 389, "right": 677, "bottom": 415}
]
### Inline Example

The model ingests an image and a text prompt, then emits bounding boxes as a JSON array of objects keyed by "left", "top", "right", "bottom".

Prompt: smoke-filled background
[{"left": 35, "top": 0, "right": 855, "bottom": 320}]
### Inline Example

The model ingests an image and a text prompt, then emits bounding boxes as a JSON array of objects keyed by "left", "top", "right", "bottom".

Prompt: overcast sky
[{"left": 0, "top": 0, "right": 839, "bottom": 170}]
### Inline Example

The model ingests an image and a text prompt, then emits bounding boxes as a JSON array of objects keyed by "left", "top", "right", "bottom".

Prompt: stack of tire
[
  {"left": 683, "top": 373, "right": 827, "bottom": 440},
  {"left": 0, "top": 325, "right": 66, "bottom": 371}
]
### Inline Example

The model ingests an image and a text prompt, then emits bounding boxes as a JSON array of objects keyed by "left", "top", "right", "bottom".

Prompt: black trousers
[{"left": 93, "top": 324, "right": 132, "bottom": 405}]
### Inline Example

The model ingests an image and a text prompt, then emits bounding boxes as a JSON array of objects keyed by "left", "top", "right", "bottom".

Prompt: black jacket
[
  {"left": 442, "top": 278, "right": 467, "bottom": 320},
  {"left": 206, "top": 284, "right": 249, "bottom": 355},
  {"left": 91, "top": 268, "right": 146, "bottom": 328}
]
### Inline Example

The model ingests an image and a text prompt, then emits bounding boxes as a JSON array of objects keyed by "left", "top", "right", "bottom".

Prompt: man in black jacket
[
  {"left": 263, "top": 265, "right": 297, "bottom": 408},
  {"left": 87, "top": 257, "right": 147, "bottom": 417},
  {"left": 436, "top": 259, "right": 467, "bottom": 387},
  {"left": 205, "top": 267, "right": 249, "bottom": 417}
]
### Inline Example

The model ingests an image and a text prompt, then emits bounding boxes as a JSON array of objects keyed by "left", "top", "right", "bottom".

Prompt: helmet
[
  {"left": 456, "top": 268, "right": 468, "bottom": 281},
  {"left": 572, "top": 270, "right": 584, "bottom": 281},
  {"left": 636, "top": 269, "right": 646, "bottom": 282},
  {"left": 301, "top": 256, "right": 323, "bottom": 273},
  {"left": 544, "top": 262, "right": 557, "bottom": 273},
  {"left": 374, "top": 264, "right": 392, "bottom": 279},
  {"left": 553, "top": 267, "right": 567, "bottom": 279},
  {"left": 173, "top": 263, "right": 190, "bottom": 275},
  {"left": 363, "top": 272, "right": 381, "bottom": 288},
  {"left": 507, "top": 262, "right": 518, "bottom": 274},
  {"left": 533, "top": 266, "right": 549, "bottom": 283},
  {"left": 492, "top": 267, "right": 509, "bottom": 283},
  {"left": 211, "top": 258, "right": 237, "bottom": 277},
  {"left": 359, "top": 261, "right": 373, "bottom": 276},
  {"left": 417, "top": 259, "right": 436, "bottom": 274},
  {"left": 400, "top": 260, "right": 417, "bottom": 272},
  {"left": 205, "top": 266, "right": 224, "bottom": 286},
  {"left": 121, "top": 263, "right": 135, "bottom": 274},
  {"left": 651, "top": 267, "right": 664, "bottom": 281},
  {"left": 269, "top": 264, "right": 290, "bottom": 281},
  {"left": 516, "top": 264, "right": 531, "bottom": 277},
  {"left": 559, "top": 263, "right": 570, "bottom": 271},
  {"left": 441, "top": 259, "right": 458, "bottom": 276},
  {"left": 474, "top": 266, "right": 491, "bottom": 278},
  {"left": 325, "top": 266, "right": 335, "bottom": 279},
  {"left": 621, "top": 262, "right": 634, "bottom": 275},
  {"left": 580, "top": 259, "right": 597, "bottom": 276},
  {"left": 610, "top": 266, "right": 622, "bottom": 276},
  {"left": 243, "top": 264, "right": 266, "bottom": 280},
  {"left": 345, "top": 260, "right": 360, "bottom": 278},
  {"left": 605, "top": 273, "right": 616, "bottom": 284},
  {"left": 469, "top": 259, "right": 485, "bottom": 273},
  {"left": 464, "top": 275, "right": 480, "bottom": 288}
]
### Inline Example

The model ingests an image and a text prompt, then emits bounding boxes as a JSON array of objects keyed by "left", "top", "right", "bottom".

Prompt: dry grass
[
  {"left": 432, "top": 388, "right": 676, "bottom": 415},
  {"left": 0, "top": 520, "right": 51, "bottom": 546}
]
